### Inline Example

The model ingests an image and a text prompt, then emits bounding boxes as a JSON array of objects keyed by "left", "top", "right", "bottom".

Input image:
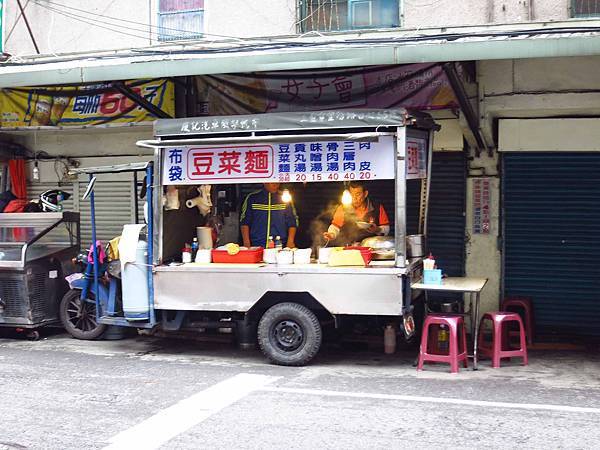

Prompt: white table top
[{"left": 411, "top": 277, "right": 488, "bottom": 293}]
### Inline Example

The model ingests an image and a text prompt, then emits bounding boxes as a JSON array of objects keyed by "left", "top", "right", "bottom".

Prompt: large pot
[
  {"left": 406, "top": 234, "right": 426, "bottom": 258},
  {"left": 360, "top": 236, "right": 395, "bottom": 260}
]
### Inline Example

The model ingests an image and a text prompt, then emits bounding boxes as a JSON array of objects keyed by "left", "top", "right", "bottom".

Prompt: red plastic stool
[
  {"left": 417, "top": 314, "right": 468, "bottom": 374},
  {"left": 478, "top": 312, "right": 528, "bottom": 368},
  {"left": 501, "top": 297, "right": 534, "bottom": 345}
]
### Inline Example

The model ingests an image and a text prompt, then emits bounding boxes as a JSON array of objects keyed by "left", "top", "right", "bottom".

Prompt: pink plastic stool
[
  {"left": 478, "top": 312, "right": 528, "bottom": 368},
  {"left": 417, "top": 314, "right": 468, "bottom": 374},
  {"left": 501, "top": 297, "right": 534, "bottom": 345}
]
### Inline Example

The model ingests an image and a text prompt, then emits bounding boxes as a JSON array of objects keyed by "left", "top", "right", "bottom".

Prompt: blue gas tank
[{"left": 121, "top": 240, "right": 150, "bottom": 320}]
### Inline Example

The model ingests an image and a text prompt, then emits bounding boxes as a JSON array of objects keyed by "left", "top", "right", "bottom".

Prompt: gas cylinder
[
  {"left": 121, "top": 240, "right": 150, "bottom": 320},
  {"left": 384, "top": 325, "right": 396, "bottom": 354}
]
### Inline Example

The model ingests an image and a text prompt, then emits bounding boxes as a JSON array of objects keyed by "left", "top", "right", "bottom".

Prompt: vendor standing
[
  {"left": 241, "top": 183, "right": 298, "bottom": 248},
  {"left": 323, "top": 181, "right": 390, "bottom": 245}
]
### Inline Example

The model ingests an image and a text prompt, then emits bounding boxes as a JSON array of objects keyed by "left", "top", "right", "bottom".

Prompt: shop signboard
[
  {"left": 0, "top": 79, "right": 174, "bottom": 127},
  {"left": 162, "top": 135, "right": 396, "bottom": 185},
  {"left": 472, "top": 178, "right": 491, "bottom": 234},
  {"left": 406, "top": 137, "right": 427, "bottom": 179}
]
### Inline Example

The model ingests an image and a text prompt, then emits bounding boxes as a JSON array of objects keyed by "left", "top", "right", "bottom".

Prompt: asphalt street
[{"left": 0, "top": 331, "right": 599, "bottom": 449}]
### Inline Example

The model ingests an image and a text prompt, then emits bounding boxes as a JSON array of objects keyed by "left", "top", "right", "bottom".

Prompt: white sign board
[
  {"left": 162, "top": 136, "right": 396, "bottom": 185},
  {"left": 406, "top": 138, "right": 428, "bottom": 180}
]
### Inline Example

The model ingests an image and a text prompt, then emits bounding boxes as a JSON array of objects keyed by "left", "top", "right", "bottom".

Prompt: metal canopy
[
  {"left": 69, "top": 162, "right": 150, "bottom": 175},
  {"left": 154, "top": 109, "right": 409, "bottom": 137},
  {"left": 1, "top": 21, "right": 600, "bottom": 88}
]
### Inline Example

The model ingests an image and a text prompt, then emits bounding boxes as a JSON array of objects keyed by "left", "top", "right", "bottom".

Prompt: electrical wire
[{"left": 33, "top": 0, "right": 243, "bottom": 41}]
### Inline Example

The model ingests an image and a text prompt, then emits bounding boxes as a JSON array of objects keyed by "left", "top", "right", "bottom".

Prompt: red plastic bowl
[
  {"left": 211, "top": 247, "right": 264, "bottom": 263},
  {"left": 343, "top": 246, "right": 373, "bottom": 266}
]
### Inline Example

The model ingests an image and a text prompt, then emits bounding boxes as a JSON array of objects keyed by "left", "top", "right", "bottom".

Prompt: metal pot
[
  {"left": 360, "top": 236, "right": 395, "bottom": 260},
  {"left": 406, "top": 234, "right": 426, "bottom": 258}
]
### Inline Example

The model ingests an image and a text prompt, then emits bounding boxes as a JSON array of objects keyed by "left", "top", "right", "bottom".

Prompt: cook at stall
[
  {"left": 323, "top": 181, "right": 390, "bottom": 245},
  {"left": 240, "top": 182, "right": 299, "bottom": 248}
]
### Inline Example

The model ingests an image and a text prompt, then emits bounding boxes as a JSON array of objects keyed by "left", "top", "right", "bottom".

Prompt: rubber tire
[
  {"left": 60, "top": 289, "right": 108, "bottom": 340},
  {"left": 257, "top": 302, "right": 322, "bottom": 366}
]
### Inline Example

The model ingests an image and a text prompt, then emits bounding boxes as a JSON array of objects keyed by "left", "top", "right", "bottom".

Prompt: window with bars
[
  {"left": 299, "top": 0, "right": 400, "bottom": 32},
  {"left": 158, "top": 0, "right": 204, "bottom": 41},
  {"left": 571, "top": 0, "right": 600, "bottom": 17}
]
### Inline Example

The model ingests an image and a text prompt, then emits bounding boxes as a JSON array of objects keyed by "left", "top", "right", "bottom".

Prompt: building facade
[{"left": 1, "top": 0, "right": 600, "bottom": 336}]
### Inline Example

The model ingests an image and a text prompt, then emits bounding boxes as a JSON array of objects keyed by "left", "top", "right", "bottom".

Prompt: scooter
[{"left": 59, "top": 242, "right": 122, "bottom": 339}]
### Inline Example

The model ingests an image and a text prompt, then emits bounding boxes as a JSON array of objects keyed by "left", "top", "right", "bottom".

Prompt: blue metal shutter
[{"left": 503, "top": 153, "right": 600, "bottom": 336}]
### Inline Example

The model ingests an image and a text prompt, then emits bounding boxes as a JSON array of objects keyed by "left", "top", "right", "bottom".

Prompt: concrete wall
[
  {"left": 4, "top": 0, "right": 153, "bottom": 55},
  {"left": 3, "top": 0, "right": 576, "bottom": 56}
]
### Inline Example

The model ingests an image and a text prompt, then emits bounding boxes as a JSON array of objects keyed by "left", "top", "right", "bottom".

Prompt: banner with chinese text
[
  {"left": 163, "top": 136, "right": 396, "bottom": 185},
  {"left": 406, "top": 138, "right": 428, "bottom": 180},
  {"left": 195, "top": 63, "right": 457, "bottom": 116},
  {"left": 0, "top": 79, "right": 174, "bottom": 127}
]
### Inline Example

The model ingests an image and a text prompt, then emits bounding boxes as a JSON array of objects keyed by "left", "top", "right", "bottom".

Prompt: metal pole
[
  {"left": 146, "top": 164, "right": 156, "bottom": 326},
  {"left": 16, "top": 0, "right": 40, "bottom": 54},
  {"left": 133, "top": 170, "right": 139, "bottom": 224},
  {"left": 394, "top": 126, "right": 407, "bottom": 268},
  {"left": 89, "top": 173, "right": 101, "bottom": 321}
]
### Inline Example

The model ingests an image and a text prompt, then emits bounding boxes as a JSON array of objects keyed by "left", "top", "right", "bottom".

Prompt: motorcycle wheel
[{"left": 60, "top": 289, "right": 108, "bottom": 340}]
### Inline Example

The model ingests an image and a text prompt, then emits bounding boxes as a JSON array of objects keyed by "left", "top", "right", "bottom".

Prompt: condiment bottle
[
  {"left": 275, "top": 235, "right": 283, "bottom": 250},
  {"left": 182, "top": 245, "right": 192, "bottom": 263},
  {"left": 267, "top": 236, "right": 275, "bottom": 249}
]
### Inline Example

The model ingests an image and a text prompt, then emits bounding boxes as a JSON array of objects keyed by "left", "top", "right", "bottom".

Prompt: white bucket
[
  {"left": 318, "top": 247, "right": 334, "bottom": 264},
  {"left": 263, "top": 248, "right": 278, "bottom": 264},
  {"left": 293, "top": 248, "right": 312, "bottom": 264},
  {"left": 276, "top": 250, "right": 294, "bottom": 265},
  {"left": 195, "top": 249, "right": 212, "bottom": 264}
]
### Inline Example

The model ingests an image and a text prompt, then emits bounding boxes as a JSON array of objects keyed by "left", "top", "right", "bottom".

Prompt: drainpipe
[{"left": 528, "top": 0, "right": 534, "bottom": 21}]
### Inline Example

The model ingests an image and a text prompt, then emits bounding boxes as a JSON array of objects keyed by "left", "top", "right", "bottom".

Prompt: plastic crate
[{"left": 211, "top": 247, "right": 264, "bottom": 263}]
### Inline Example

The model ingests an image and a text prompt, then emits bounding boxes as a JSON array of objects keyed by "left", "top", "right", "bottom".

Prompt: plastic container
[
  {"left": 384, "top": 325, "right": 396, "bottom": 354},
  {"left": 122, "top": 240, "right": 150, "bottom": 320},
  {"left": 195, "top": 249, "right": 212, "bottom": 263},
  {"left": 423, "top": 269, "right": 442, "bottom": 285},
  {"left": 211, "top": 247, "right": 264, "bottom": 263},
  {"left": 196, "top": 227, "right": 213, "bottom": 249},
  {"left": 263, "top": 248, "right": 278, "bottom": 264},
  {"left": 343, "top": 246, "right": 373, "bottom": 265},
  {"left": 276, "top": 250, "right": 294, "bottom": 265},
  {"left": 293, "top": 248, "right": 312, "bottom": 264}
]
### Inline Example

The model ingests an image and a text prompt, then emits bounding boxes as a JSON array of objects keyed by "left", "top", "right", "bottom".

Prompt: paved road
[{"left": 0, "top": 332, "right": 599, "bottom": 449}]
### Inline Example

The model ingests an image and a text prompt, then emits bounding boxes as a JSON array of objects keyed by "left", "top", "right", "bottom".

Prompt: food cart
[
  {"left": 66, "top": 109, "right": 438, "bottom": 365},
  {"left": 0, "top": 212, "right": 80, "bottom": 339}
]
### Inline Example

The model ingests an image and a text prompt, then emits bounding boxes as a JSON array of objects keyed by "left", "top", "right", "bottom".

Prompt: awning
[{"left": 1, "top": 20, "right": 600, "bottom": 88}]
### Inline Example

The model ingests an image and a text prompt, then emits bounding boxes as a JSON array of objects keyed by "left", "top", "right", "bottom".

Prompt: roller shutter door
[
  {"left": 28, "top": 181, "right": 139, "bottom": 247},
  {"left": 503, "top": 153, "right": 600, "bottom": 336}
]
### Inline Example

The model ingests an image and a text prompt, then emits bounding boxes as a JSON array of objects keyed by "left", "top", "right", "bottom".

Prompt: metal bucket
[{"left": 406, "top": 234, "right": 426, "bottom": 258}]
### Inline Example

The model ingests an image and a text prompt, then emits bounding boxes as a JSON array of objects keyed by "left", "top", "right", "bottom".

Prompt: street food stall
[
  {"left": 0, "top": 212, "right": 80, "bottom": 339},
  {"left": 65, "top": 109, "right": 438, "bottom": 366}
]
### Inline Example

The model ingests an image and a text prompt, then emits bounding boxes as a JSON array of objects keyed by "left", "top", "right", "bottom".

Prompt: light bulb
[
  {"left": 341, "top": 189, "right": 352, "bottom": 206},
  {"left": 32, "top": 161, "right": 40, "bottom": 181},
  {"left": 282, "top": 189, "right": 292, "bottom": 203}
]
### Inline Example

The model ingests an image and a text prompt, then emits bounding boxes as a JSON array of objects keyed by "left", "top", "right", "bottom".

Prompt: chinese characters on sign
[
  {"left": 406, "top": 138, "right": 428, "bottom": 179},
  {"left": 473, "top": 178, "right": 491, "bottom": 234},
  {"left": 162, "top": 136, "right": 395, "bottom": 185}
]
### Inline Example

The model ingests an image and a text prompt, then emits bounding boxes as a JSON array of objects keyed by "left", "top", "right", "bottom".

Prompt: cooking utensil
[
  {"left": 406, "top": 234, "right": 426, "bottom": 258},
  {"left": 360, "top": 236, "right": 395, "bottom": 260}
]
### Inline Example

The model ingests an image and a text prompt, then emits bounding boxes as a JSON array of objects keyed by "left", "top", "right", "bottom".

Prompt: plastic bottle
[
  {"left": 438, "top": 324, "right": 449, "bottom": 353},
  {"left": 384, "top": 325, "right": 396, "bottom": 354},
  {"left": 275, "top": 235, "right": 283, "bottom": 250},
  {"left": 191, "top": 238, "right": 199, "bottom": 259},
  {"left": 56, "top": 192, "right": 64, "bottom": 212},
  {"left": 267, "top": 236, "right": 275, "bottom": 249},
  {"left": 182, "top": 245, "right": 192, "bottom": 263}
]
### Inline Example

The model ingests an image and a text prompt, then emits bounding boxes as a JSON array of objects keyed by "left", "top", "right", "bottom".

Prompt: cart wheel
[
  {"left": 26, "top": 330, "right": 40, "bottom": 341},
  {"left": 60, "top": 289, "right": 107, "bottom": 340},
  {"left": 257, "top": 302, "right": 322, "bottom": 366}
]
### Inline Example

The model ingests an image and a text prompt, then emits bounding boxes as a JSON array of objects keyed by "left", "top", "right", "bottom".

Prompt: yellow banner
[{"left": 0, "top": 79, "right": 174, "bottom": 127}]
